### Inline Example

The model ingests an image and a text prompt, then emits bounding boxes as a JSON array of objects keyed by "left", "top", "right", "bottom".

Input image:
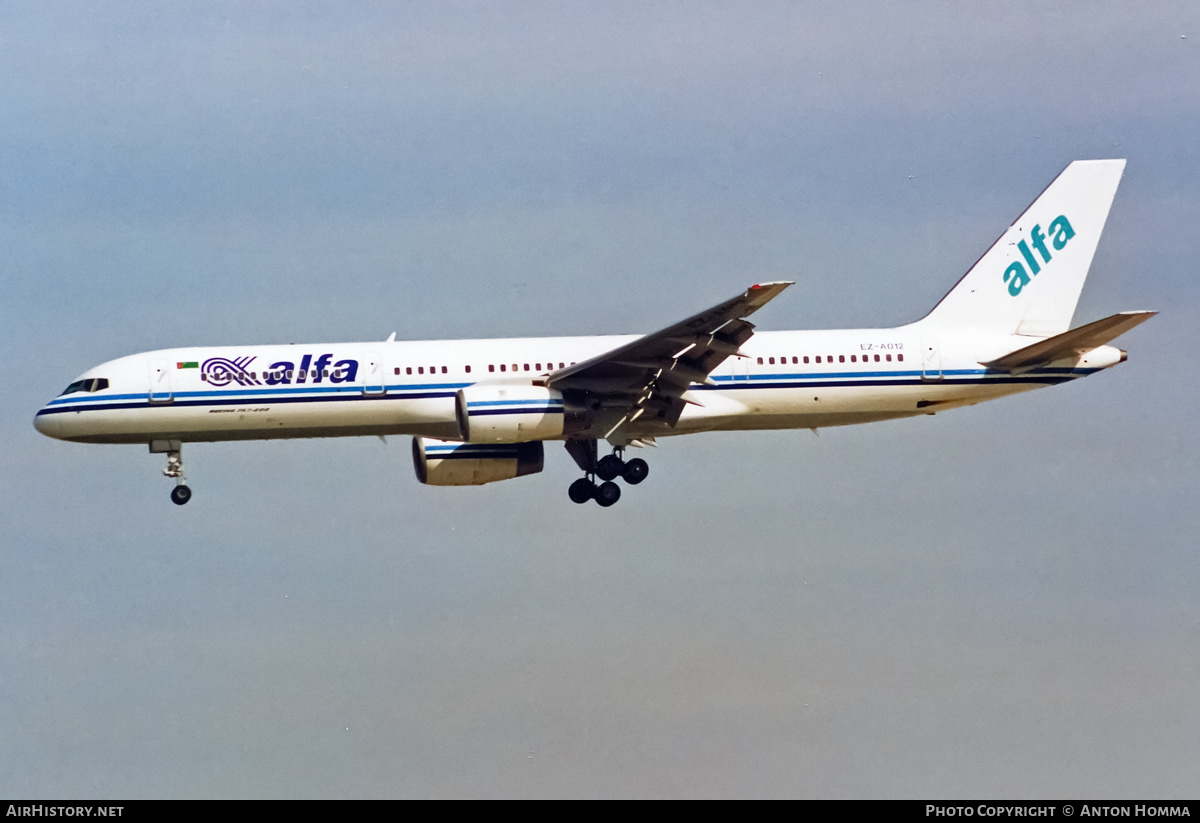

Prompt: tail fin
[{"left": 916, "top": 159, "right": 1126, "bottom": 337}]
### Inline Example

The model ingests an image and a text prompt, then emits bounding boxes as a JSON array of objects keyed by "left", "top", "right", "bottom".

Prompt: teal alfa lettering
[
  {"left": 1003, "top": 262, "right": 1031, "bottom": 296},
  {"left": 1003, "top": 214, "right": 1073, "bottom": 296},
  {"left": 1049, "top": 215, "right": 1074, "bottom": 249}
]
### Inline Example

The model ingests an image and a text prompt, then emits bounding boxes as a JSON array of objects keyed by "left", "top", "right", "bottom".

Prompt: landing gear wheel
[
  {"left": 170, "top": 485, "right": 192, "bottom": 506},
  {"left": 568, "top": 478, "right": 595, "bottom": 504},
  {"left": 621, "top": 457, "right": 649, "bottom": 485},
  {"left": 595, "top": 481, "right": 621, "bottom": 507},
  {"left": 596, "top": 454, "right": 623, "bottom": 482}
]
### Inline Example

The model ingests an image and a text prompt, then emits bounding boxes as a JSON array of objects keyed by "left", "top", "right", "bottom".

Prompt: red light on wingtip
[{"left": 751, "top": 284, "right": 761, "bottom": 289}]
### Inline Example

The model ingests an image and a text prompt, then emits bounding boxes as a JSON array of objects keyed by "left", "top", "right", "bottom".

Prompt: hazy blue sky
[{"left": 2, "top": 1, "right": 1198, "bottom": 798}]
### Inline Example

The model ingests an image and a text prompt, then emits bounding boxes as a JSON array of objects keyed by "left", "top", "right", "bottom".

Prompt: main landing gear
[
  {"left": 564, "top": 441, "right": 649, "bottom": 507},
  {"left": 151, "top": 440, "right": 192, "bottom": 506}
]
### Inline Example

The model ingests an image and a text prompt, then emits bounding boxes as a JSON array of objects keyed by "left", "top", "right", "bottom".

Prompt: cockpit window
[{"left": 61, "top": 378, "right": 109, "bottom": 396}]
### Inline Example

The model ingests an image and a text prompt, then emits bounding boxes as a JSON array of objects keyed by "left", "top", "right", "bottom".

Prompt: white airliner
[{"left": 35, "top": 159, "right": 1154, "bottom": 507}]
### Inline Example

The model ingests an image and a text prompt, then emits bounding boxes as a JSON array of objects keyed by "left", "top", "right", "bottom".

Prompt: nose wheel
[
  {"left": 565, "top": 443, "right": 649, "bottom": 507},
  {"left": 152, "top": 440, "right": 193, "bottom": 505}
]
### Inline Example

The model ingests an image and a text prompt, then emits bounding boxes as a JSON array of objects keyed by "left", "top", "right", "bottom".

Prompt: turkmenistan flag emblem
[{"left": 176, "top": 361, "right": 199, "bottom": 369}]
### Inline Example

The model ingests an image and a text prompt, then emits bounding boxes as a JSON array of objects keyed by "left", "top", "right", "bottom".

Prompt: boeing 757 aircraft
[{"left": 35, "top": 159, "right": 1154, "bottom": 507}]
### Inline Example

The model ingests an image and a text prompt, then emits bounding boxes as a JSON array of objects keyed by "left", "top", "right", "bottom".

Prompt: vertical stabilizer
[{"left": 916, "top": 159, "right": 1125, "bottom": 337}]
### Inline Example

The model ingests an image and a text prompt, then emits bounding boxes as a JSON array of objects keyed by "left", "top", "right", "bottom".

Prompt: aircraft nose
[{"left": 33, "top": 406, "right": 64, "bottom": 439}]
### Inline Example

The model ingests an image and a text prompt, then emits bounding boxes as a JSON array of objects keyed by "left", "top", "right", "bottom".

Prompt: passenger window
[
  {"left": 442, "top": 366, "right": 447, "bottom": 374},
  {"left": 489, "top": 365, "right": 495, "bottom": 373},
  {"left": 886, "top": 354, "right": 892, "bottom": 362},
  {"left": 536, "top": 363, "right": 542, "bottom": 371},
  {"left": 839, "top": 355, "right": 845, "bottom": 363},
  {"left": 500, "top": 364, "right": 506, "bottom": 372},
  {"left": 757, "top": 357, "right": 764, "bottom": 365},
  {"left": 418, "top": 367, "right": 424, "bottom": 374},
  {"left": 792, "top": 357, "right": 798, "bottom": 364},
  {"left": 803, "top": 356, "right": 809, "bottom": 364},
  {"left": 394, "top": 367, "right": 400, "bottom": 375},
  {"left": 874, "top": 354, "right": 880, "bottom": 362},
  {"left": 511, "top": 364, "right": 518, "bottom": 372},
  {"left": 523, "top": 364, "right": 529, "bottom": 372},
  {"left": 898, "top": 354, "right": 904, "bottom": 362},
  {"left": 815, "top": 356, "right": 821, "bottom": 363},
  {"left": 560, "top": 362, "right": 566, "bottom": 369},
  {"left": 465, "top": 365, "right": 471, "bottom": 374},
  {"left": 286, "top": 370, "right": 293, "bottom": 379},
  {"left": 406, "top": 367, "right": 412, "bottom": 375},
  {"left": 768, "top": 357, "right": 775, "bottom": 365}
]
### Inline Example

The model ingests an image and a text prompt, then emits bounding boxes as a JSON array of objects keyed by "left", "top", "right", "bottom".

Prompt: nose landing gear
[
  {"left": 151, "top": 440, "right": 192, "bottom": 505},
  {"left": 565, "top": 441, "right": 649, "bottom": 507}
]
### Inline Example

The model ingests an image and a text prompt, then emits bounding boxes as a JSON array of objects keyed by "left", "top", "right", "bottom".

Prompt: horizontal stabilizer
[{"left": 983, "top": 311, "right": 1156, "bottom": 372}]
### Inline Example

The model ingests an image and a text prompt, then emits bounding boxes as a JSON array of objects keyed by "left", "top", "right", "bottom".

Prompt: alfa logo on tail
[{"left": 1003, "top": 215, "right": 1076, "bottom": 296}]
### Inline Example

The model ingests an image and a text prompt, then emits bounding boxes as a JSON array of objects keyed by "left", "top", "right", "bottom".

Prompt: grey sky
[{"left": 2, "top": 1, "right": 1197, "bottom": 797}]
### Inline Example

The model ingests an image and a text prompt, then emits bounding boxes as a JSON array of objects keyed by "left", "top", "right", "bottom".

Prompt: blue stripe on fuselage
[{"left": 36, "top": 368, "right": 1096, "bottom": 417}]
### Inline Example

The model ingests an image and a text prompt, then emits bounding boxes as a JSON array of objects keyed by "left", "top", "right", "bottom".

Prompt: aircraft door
[
  {"left": 920, "top": 338, "right": 943, "bottom": 382},
  {"left": 361, "top": 352, "right": 387, "bottom": 395},
  {"left": 148, "top": 359, "right": 174, "bottom": 403}
]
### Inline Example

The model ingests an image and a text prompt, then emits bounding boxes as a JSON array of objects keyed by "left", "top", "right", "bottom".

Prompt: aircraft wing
[{"left": 547, "top": 281, "right": 793, "bottom": 431}]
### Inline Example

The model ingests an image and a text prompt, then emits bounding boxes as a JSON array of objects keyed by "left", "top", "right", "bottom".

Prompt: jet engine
[
  {"left": 412, "top": 437, "right": 544, "bottom": 486},
  {"left": 454, "top": 384, "right": 589, "bottom": 443}
]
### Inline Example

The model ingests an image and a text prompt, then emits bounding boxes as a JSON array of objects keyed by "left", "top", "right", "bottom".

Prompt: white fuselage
[{"left": 33, "top": 326, "right": 1123, "bottom": 446}]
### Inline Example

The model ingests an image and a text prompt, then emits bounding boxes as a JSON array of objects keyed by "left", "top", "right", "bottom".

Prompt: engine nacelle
[
  {"left": 412, "top": 437, "right": 544, "bottom": 486},
  {"left": 455, "top": 383, "right": 589, "bottom": 443}
]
